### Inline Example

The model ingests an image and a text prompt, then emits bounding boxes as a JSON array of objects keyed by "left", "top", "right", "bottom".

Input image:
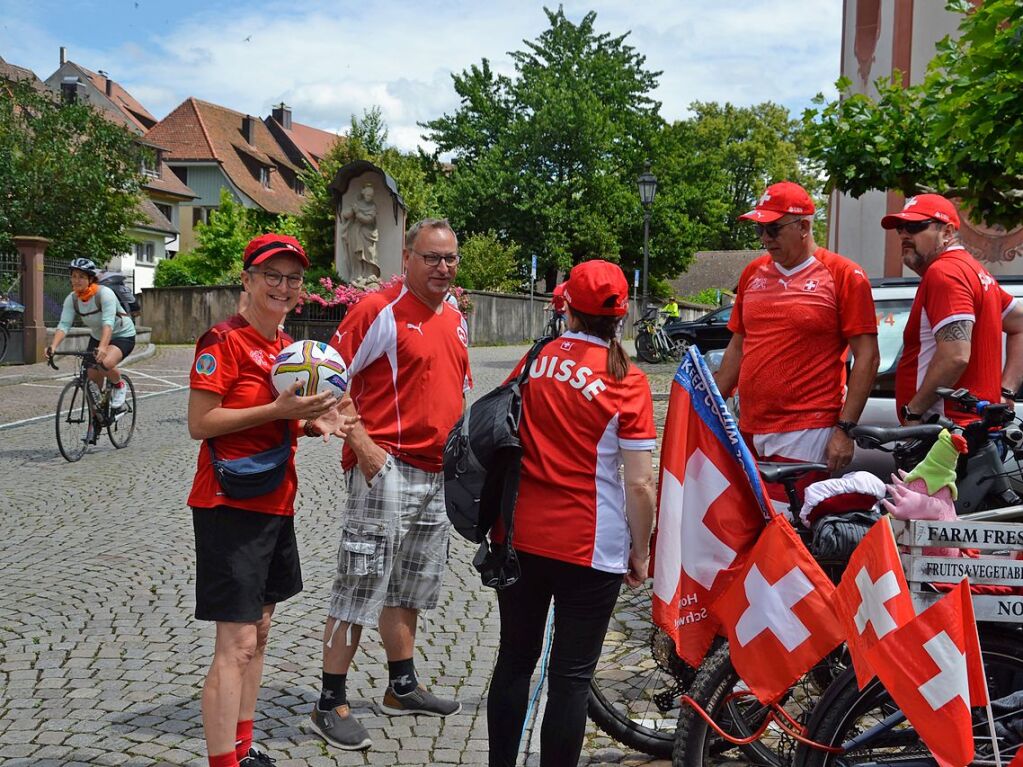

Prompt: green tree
[
  {"left": 298, "top": 108, "right": 440, "bottom": 274},
  {"left": 0, "top": 79, "right": 143, "bottom": 262},
  {"left": 423, "top": 7, "right": 663, "bottom": 289},
  {"left": 454, "top": 231, "right": 522, "bottom": 292},
  {"left": 802, "top": 0, "right": 1023, "bottom": 228}
]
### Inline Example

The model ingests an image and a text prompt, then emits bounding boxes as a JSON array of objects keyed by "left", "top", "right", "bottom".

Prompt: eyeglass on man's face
[
  {"left": 249, "top": 268, "right": 303, "bottom": 289},
  {"left": 413, "top": 250, "right": 460, "bottom": 267},
  {"left": 893, "top": 219, "right": 937, "bottom": 236},
  {"left": 754, "top": 219, "right": 801, "bottom": 239}
]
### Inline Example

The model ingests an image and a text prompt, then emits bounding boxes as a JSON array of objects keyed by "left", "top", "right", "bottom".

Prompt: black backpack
[
  {"left": 443, "top": 337, "right": 551, "bottom": 546},
  {"left": 99, "top": 273, "right": 139, "bottom": 316}
]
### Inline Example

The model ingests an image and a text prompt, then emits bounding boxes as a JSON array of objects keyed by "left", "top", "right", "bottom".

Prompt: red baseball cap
[
  {"left": 564, "top": 260, "right": 629, "bottom": 317},
  {"left": 243, "top": 233, "right": 309, "bottom": 269},
  {"left": 880, "top": 194, "right": 960, "bottom": 230},
  {"left": 738, "top": 181, "right": 815, "bottom": 223}
]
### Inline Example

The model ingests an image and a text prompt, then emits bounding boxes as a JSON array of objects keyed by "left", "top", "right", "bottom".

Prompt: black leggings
[{"left": 487, "top": 550, "right": 623, "bottom": 767}]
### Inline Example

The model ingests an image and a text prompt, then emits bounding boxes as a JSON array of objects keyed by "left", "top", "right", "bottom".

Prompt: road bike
[
  {"left": 49, "top": 351, "right": 137, "bottom": 461},
  {"left": 635, "top": 306, "right": 685, "bottom": 364},
  {"left": 543, "top": 308, "right": 566, "bottom": 338}
]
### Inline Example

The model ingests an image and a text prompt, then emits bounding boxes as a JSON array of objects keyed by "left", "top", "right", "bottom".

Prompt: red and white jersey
[
  {"left": 728, "top": 248, "right": 877, "bottom": 434},
  {"left": 330, "top": 281, "right": 471, "bottom": 472},
  {"left": 187, "top": 316, "right": 299, "bottom": 515},
  {"left": 505, "top": 332, "right": 656, "bottom": 574},
  {"left": 896, "top": 247, "right": 1016, "bottom": 425}
]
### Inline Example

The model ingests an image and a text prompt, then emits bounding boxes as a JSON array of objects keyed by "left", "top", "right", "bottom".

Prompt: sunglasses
[
  {"left": 753, "top": 219, "right": 801, "bottom": 239},
  {"left": 893, "top": 219, "right": 937, "bottom": 235}
]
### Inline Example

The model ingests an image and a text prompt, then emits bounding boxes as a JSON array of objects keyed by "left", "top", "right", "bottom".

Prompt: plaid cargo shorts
[{"left": 327, "top": 455, "right": 450, "bottom": 628}]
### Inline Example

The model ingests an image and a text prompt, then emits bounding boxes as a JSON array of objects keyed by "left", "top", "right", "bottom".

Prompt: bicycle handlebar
[{"left": 46, "top": 349, "right": 104, "bottom": 371}]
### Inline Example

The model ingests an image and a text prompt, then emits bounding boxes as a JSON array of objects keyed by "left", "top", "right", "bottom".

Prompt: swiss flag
[
  {"left": 651, "top": 346, "right": 772, "bottom": 667},
  {"left": 712, "top": 516, "right": 844, "bottom": 704},
  {"left": 834, "top": 516, "right": 916, "bottom": 688},
  {"left": 864, "top": 580, "right": 987, "bottom": 767}
]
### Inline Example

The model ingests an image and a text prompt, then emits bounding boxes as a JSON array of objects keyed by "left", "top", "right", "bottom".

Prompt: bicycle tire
[
  {"left": 793, "top": 629, "right": 1023, "bottom": 767},
  {"left": 635, "top": 332, "right": 661, "bottom": 364},
  {"left": 107, "top": 375, "right": 136, "bottom": 448},
  {"left": 587, "top": 582, "right": 695, "bottom": 757},
  {"left": 55, "top": 380, "right": 89, "bottom": 462},
  {"left": 0, "top": 324, "right": 8, "bottom": 362}
]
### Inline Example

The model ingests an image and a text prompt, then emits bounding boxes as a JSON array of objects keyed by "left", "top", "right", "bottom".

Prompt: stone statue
[{"left": 340, "top": 183, "right": 380, "bottom": 278}]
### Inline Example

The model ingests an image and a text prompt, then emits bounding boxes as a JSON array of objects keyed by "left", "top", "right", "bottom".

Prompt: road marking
[
  {"left": 0, "top": 385, "right": 188, "bottom": 431},
  {"left": 126, "top": 369, "right": 183, "bottom": 387}
]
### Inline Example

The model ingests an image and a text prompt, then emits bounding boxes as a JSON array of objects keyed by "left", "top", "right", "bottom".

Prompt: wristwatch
[
  {"left": 1002, "top": 387, "right": 1017, "bottom": 401},
  {"left": 836, "top": 420, "right": 857, "bottom": 435},
  {"left": 900, "top": 405, "right": 922, "bottom": 422}
]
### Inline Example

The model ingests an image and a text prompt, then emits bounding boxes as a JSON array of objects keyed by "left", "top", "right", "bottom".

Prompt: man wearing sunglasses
[
  {"left": 883, "top": 194, "right": 1023, "bottom": 425},
  {"left": 715, "top": 181, "right": 879, "bottom": 500}
]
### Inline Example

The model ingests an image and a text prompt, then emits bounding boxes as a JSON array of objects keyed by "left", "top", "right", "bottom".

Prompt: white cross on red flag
[
  {"left": 711, "top": 515, "right": 844, "bottom": 704},
  {"left": 864, "top": 579, "right": 987, "bottom": 767},
  {"left": 833, "top": 515, "right": 916, "bottom": 688},
  {"left": 651, "top": 347, "right": 772, "bottom": 667}
]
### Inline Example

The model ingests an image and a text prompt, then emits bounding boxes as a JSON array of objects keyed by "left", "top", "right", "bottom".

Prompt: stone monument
[{"left": 330, "top": 161, "right": 406, "bottom": 282}]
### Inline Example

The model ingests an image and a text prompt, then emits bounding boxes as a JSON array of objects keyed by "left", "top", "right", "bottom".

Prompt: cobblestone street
[{"left": 0, "top": 344, "right": 678, "bottom": 767}]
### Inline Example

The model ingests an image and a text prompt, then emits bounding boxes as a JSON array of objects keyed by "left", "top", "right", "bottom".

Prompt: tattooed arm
[{"left": 905, "top": 319, "right": 972, "bottom": 415}]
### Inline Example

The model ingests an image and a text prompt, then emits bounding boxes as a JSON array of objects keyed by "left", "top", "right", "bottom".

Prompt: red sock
[
  {"left": 235, "top": 719, "right": 254, "bottom": 761},
  {"left": 208, "top": 752, "right": 238, "bottom": 767}
]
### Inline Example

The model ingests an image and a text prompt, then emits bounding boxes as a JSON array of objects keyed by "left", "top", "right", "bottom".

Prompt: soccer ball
[{"left": 270, "top": 340, "right": 349, "bottom": 399}]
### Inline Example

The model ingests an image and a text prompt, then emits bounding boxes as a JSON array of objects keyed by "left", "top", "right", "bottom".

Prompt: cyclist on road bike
[
  {"left": 46, "top": 257, "right": 136, "bottom": 410},
  {"left": 884, "top": 194, "right": 1023, "bottom": 426},
  {"left": 714, "top": 181, "right": 879, "bottom": 505},
  {"left": 546, "top": 281, "right": 567, "bottom": 335}
]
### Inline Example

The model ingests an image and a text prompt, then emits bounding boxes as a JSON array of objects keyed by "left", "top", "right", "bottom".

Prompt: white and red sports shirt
[
  {"left": 330, "top": 282, "right": 471, "bottom": 472},
  {"left": 728, "top": 248, "right": 877, "bottom": 435},
  {"left": 896, "top": 247, "right": 1016, "bottom": 425},
  {"left": 187, "top": 316, "right": 299, "bottom": 515},
  {"left": 500, "top": 332, "right": 656, "bottom": 574}
]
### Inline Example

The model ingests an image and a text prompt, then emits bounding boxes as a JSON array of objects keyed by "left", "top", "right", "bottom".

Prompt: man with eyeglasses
[
  {"left": 310, "top": 218, "right": 471, "bottom": 751},
  {"left": 883, "top": 194, "right": 1023, "bottom": 425},
  {"left": 715, "top": 181, "right": 879, "bottom": 504}
]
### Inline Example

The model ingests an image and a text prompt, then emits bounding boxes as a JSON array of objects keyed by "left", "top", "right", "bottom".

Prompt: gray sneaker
[
  {"left": 379, "top": 685, "right": 461, "bottom": 717},
  {"left": 309, "top": 704, "right": 372, "bottom": 750}
]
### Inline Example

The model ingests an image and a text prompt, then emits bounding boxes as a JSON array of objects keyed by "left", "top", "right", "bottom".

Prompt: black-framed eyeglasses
[
  {"left": 248, "top": 268, "right": 303, "bottom": 289},
  {"left": 412, "top": 250, "right": 460, "bottom": 267},
  {"left": 754, "top": 219, "right": 801, "bottom": 239},
  {"left": 893, "top": 219, "right": 937, "bottom": 235}
]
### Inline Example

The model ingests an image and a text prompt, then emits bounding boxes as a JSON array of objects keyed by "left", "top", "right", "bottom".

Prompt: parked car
[{"left": 663, "top": 304, "right": 733, "bottom": 352}]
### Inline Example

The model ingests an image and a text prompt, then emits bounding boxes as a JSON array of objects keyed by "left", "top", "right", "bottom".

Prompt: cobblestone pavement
[{"left": 0, "top": 344, "right": 682, "bottom": 767}]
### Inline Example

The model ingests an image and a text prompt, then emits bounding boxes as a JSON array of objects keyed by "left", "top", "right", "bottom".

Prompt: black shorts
[
  {"left": 192, "top": 506, "right": 303, "bottom": 622},
  {"left": 87, "top": 335, "right": 136, "bottom": 360}
]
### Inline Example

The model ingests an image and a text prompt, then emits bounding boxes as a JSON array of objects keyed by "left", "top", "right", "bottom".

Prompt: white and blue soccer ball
[{"left": 270, "top": 340, "right": 349, "bottom": 399}]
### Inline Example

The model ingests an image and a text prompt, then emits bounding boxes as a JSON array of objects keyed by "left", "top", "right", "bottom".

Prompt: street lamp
[{"left": 638, "top": 164, "right": 657, "bottom": 310}]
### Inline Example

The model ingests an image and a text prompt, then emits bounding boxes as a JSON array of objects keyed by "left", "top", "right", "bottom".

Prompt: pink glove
[{"left": 882, "top": 470, "right": 959, "bottom": 557}]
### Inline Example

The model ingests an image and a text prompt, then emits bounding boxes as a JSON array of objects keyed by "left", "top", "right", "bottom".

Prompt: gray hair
[{"left": 405, "top": 218, "right": 456, "bottom": 251}]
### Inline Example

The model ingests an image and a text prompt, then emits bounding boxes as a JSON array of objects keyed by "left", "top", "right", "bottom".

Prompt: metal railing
[
  {"left": 43, "top": 256, "right": 70, "bottom": 324},
  {"left": 0, "top": 251, "right": 19, "bottom": 302},
  {"left": 284, "top": 301, "right": 348, "bottom": 343}
]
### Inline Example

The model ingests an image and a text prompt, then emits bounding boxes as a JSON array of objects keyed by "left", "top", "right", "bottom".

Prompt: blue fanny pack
[{"left": 208, "top": 422, "right": 291, "bottom": 500}]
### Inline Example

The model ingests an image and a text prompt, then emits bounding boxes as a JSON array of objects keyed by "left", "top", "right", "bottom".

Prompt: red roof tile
[{"left": 76, "top": 65, "right": 157, "bottom": 133}]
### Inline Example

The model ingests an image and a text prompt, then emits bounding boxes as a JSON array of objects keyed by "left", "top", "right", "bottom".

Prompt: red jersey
[
  {"left": 728, "top": 248, "right": 877, "bottom": 434},
  {"left": 330, "top": 281, "right": 471, "bottom": 472},
  {"left": 896, "top": 247, "right": 1016, "bottom": 425},
  {"left": 187, "top": 316, "right": 299, "bottom": 515},
  {"left": 504, "top": 332, "right": 656, "bottom": 574},
  {"left": 551, "top": 282, "right": 567, "bottom": 313}
]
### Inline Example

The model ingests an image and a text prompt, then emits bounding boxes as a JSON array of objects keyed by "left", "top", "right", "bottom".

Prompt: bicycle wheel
[
  {"left": 107, "top": 375, "right": 136, "bottom": 448},
  {"left": 793, "top": 629, "right": 1023, "bottom": 767},
  {"left": 635, "top": 332, "right": 661, "bottom": 364},
  {"left": 0, "top": 324, "right": 8, "bottom": 362},
  {"left": 55, "top": 380, "right": 89, "bottom": 462},
  {"left": 588, "top": 581, "right": 695, "bottom": 757}
]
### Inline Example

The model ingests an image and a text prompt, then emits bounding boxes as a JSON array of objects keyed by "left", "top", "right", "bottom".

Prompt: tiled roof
[
  {"left": 135, "top": 197, "right": 177, "bottom": 235},
  {"left": 669, "top": 250, "right": 762, "bottom": 295},
  {"left": 0, "top": 55, "right": 48, "bottom": 93},
  {"left": 266, "top": 116, "right": 340, "bottom": 170},
  {"left": 144, "top": 162, "right": 196, "bottom": 200},
  {"left": 76, "top": 64, "right": 157, "bottom": 132},
  {"left": 146, "top": 98, "right": 305, "bottom": 215}
]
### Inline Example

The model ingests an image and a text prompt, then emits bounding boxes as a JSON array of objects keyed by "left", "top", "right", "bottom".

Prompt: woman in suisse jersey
[
  {"left": 187, "top": 234, "right": 356, "bottom": 767},
  {"left": 487, "top": 260, "right": 657, "bottom": 767}
]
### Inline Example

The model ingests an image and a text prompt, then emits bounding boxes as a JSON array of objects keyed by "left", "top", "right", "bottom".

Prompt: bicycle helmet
[{"left": 69, "top": 258, "right": 99, "bottom": 277}]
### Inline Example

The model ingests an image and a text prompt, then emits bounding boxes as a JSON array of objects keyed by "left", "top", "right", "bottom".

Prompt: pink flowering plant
[{"left": 297, "top": 274, "right": 472, "bottom": 315}]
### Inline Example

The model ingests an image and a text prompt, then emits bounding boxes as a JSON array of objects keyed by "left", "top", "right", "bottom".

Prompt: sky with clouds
[{"left": 0, "top": 0, "right": 843, "bottom": 153}]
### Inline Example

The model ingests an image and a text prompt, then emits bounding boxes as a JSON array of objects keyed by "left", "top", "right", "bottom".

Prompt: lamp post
[{"left": 637, "top": 164, "right": 657, "bottom": 310}]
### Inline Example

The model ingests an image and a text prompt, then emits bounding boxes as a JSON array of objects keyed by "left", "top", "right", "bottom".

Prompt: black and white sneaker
[{"left": 240, "top": 745, "right": 276, "bottom": 766}]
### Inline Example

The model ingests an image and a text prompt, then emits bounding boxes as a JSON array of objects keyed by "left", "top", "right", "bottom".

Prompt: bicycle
[
  {"left": 634, "top": 306, "right": 685, "bottom": 364},
  {"left": 48, "top": 351, "right": 137, "bottom": 462},
  {"left": 543, "top": 308, "right": 566, "bottom": 337}
]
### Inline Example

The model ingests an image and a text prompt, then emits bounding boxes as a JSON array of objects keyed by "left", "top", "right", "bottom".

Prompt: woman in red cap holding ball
[
  {"left": 486, "top": 260, "right": 657, "bottom": 767},
  {"left": 187, "top": 234, "right": 356, "bottom": 767}
]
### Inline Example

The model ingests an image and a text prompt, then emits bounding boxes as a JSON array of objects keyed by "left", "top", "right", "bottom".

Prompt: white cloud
[{"left": 1, "top": 0, "right": 842, "bottom": 151}]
